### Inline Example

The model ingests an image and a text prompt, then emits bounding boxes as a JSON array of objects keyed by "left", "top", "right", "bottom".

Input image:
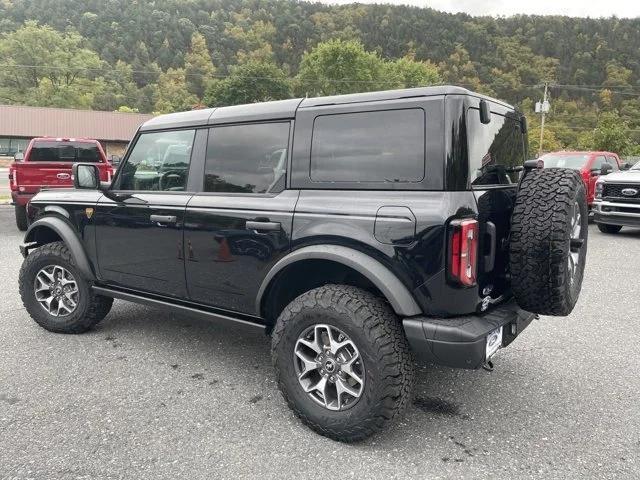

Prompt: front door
[
  {"left": 94, "top": 128, "right": 198, "bottom": 298},
  {"left": 185, "top": 122, "right": 296, "bottom": 314}
]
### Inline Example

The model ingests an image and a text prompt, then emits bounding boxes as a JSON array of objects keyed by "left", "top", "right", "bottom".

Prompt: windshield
[
  {"left": 539, "top": 154, "right": 588, "bottom": 169},
  {"left": 29, "top": 141, "right": 101, "bottom": 162},
  {"left": 632, "top": 161, "right": 640, "bottom": 170}
]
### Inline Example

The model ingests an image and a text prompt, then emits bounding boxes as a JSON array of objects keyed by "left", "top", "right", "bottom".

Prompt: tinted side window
[
  {"left": 310, "top": 109, "right": 425, "bottom": 183},
  {"left": 606, "top": 156, "right": 619, "bottom": 170},
  {"left": 204, "top": 122, "right": 290, "bottom": 194},
  {"left": 115, "top": 129, "right": 195, "bottom": 191},
  {"left": 468, "top": 109, "right": 526, "bottom": 186}
]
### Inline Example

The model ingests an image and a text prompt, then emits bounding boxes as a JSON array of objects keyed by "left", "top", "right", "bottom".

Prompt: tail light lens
[
  {"left": 9, "top": 166, "right": 17, "bottom": 191},
  {"left": 449, "top": 219, "right": 479, "bottom": 287}
]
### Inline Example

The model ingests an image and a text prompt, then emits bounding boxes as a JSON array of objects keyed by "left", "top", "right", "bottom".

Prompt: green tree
[
  {"left": 296, "top": 39, "right": 385, "bottom": 96},
  {"left": 579, "top": 111, "right": 632, "bottom": 155},
  {"left": 205, "top": 61, "right": 292, "bottom": 107},
  {"left": 130, "top": 42, "right": 161, "bottom": 88},
  {"left": 0, "top": 21, "right": 102, "bottom": 108},
  {"left": 154, "top": 68, "right": 198, "bottom": 114},
  {"left": 385, "top": 55, "right": 441, "bottom": 89},
  {"left": 438, "top": 44, "right": 490, "bottom": 94},
  {"left": 185, "top": 32, "right": 216, "bottom": 100},
  {"left": 92, "top": 60, "right": 140, "bottom": 111}
]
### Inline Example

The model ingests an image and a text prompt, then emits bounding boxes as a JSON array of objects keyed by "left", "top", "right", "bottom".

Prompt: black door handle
[
  {"left": 150, "top": 214, "right": 177, "bottom": 224},
  {"left": 246, "top": 220, "right": 281, "bottom": 231}
]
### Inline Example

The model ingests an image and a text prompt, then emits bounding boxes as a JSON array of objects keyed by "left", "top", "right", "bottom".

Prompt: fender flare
[
  {"left": 256, "top": 245, "right": 421, "bottom": 317},
  {"left": 24, "top": 216, "right": 95, "bottom": 281}
]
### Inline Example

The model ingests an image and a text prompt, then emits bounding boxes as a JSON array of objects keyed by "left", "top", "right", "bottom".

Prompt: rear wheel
[
  {"left": 597, "top": 223, "right": 622, "bottom": 234},
  {"left": 15, "top": 205, "right": 28, "bottom": 231},
  {"left": 19, "top": 241, "right": 113, "bottom": 333},
  {"left": 271, "top": 284, "right": 414, "bottom": 442},
  {"left": 509, "top": 168, "right": 588, "bottom": 316}
]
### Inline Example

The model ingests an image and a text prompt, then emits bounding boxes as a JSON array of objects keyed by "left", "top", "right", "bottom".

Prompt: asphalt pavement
[{"left": 0, "top": 204, "right": 638, "bottom": 479}]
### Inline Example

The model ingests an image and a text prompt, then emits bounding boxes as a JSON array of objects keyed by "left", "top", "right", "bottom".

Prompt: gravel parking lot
[{"left": 1, "top": 204, "right": 639, "bottom": 479}]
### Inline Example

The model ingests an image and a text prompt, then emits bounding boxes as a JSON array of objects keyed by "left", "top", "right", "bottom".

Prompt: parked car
[
  {"left": 9, "top": 138, "right": 113, "bottom": 231},
  {"left": 537, "top": 151, "right": 624, "bottom": 209},
  {"left": 593, "top": 160, "right": 640, "bottom": 233},
  {"left": 17, "top": 87, "right": 588, "bottom": 442}
]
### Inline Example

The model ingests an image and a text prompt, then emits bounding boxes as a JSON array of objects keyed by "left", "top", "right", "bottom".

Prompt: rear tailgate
[
  {"left": 17, "top": 140, "right": 111, "bottom": 193},
  {"left": 15, "top": 161, "right": 73, "bottom": 193}
]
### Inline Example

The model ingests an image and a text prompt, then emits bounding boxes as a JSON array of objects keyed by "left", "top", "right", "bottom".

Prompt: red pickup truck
[
  {"left": 537, "top": 151, "right": 625, "bottom": 209},
  {"left": 9, "top": 138, "right": 113, "bottom": 230}
]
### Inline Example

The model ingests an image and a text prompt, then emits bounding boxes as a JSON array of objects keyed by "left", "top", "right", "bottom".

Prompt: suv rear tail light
[{"left": 448, "top": 219, "right": 479, "bottom": 287}]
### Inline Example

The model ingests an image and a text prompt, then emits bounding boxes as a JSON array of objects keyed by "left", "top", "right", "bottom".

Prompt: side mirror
[
  {"left": 14, "top": 152, "right": 24, "bottom": 161},
  {"left": 72, "top": 163, "right": 100, "bottom": 189},
  {"left": 109, "top": 154, "right": 121, "bottom": 166},
  {"left": 620, "top": 162, "right": 631, "bottom": 171}
]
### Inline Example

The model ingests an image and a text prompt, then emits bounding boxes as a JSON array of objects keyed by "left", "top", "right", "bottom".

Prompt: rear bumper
[
  {"left": 11, "top": 192, "right": 35, "bottom": 207},
  {"left": 403, "top": 298, "right": 536, "bottom": 369},
  {"left": 593, "top": 200, "right": 640, "bottom": 227}
]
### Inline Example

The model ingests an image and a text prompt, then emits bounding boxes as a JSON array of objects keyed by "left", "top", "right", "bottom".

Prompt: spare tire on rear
[{"left": 509, "top": 168, "right": 588, "bottom": 316}]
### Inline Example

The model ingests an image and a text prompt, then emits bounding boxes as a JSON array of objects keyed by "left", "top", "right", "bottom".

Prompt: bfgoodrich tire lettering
[
  {"left": 19, "top": 241, "right": 113, "bottom": 333},
  {"left": 509, "top": 168, "right": 588, "bottom": 316},
  {"left": 271, "top": 284, "right": 414, "bottom": 442}
]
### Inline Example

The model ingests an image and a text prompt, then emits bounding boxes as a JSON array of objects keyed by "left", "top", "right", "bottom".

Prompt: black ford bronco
[{"left": 18, "top": 87, "right": 588, "bottom": 442}]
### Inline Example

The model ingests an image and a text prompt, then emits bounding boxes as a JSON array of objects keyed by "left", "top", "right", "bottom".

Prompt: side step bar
[{"left": 92, "top": 286, "right": 265, "bottom": 331}]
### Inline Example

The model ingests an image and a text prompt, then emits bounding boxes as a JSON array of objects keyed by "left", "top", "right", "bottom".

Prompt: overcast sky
[{"left": 316, "top": 0, "right": 640, "bottom": 18}]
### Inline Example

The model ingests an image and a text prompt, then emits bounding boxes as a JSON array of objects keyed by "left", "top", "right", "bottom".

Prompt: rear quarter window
[
  {"left": 309, "top": 108, "right": 425, "bottom": 183},
  {"left": 467, "top": 108, "right": 526, "bottom": 187}
]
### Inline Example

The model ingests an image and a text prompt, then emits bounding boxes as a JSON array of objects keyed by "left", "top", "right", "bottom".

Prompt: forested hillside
[{"left": 1, "top": 0, "right": 639, "bottom": 154}]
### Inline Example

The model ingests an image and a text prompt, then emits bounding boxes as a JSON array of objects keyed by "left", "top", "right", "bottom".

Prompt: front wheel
[
  {"left": 19, "top": 241, "right": 113, "bottom": 333},
  {"left": 271, "top": 284, "right": 414, "bottom": 442},
  {"left": 597, "top": 223, "right": 622, "bottom": 234}
]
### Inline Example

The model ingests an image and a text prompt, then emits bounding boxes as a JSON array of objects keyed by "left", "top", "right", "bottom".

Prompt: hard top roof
[{"left": 139, "top": 86, "right": 514, "bottom": 131}]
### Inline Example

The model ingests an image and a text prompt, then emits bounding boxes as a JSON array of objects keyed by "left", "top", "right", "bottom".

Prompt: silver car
[{"left": 593, "top": 161, "right": 640, "bottom": 233}]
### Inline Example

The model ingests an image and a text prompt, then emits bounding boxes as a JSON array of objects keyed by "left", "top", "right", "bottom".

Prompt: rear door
[
  {"left": 94, "top": 128, "right": 200, "bottom": 298},
  {"left": 184, "top": 121, "right": 296, "bottom": 315}
]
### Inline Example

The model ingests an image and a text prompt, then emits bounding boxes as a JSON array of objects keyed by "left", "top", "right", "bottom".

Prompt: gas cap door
[{"left": 374, "top": 206, "right": 416, "bottom": 245}]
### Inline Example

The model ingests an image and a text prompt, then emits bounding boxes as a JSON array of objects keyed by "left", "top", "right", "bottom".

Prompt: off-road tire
[
  {"left": 271, "top": 284, "right": 415, "bottom": 442},
  {"left": 597, "top": 223, "right": 622, "bottom": 234},
  {"left": 19, "top": 241, "right": 113, "bottom": 333},
  {"left": 509, "top": 168, "right": 588, "bottom": 316},
  {"left": 15, "top": 205, "right": 28, "bottom": 231}
]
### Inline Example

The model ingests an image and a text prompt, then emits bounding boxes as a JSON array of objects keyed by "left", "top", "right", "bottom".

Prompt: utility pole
[{"left": 536, "top": 83, "right": 550, "bottom": 157}]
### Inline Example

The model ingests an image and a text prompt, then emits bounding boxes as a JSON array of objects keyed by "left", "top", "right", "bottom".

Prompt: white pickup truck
[{"left": 594, "top": 161, "right": 640, "bottom": 233}]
